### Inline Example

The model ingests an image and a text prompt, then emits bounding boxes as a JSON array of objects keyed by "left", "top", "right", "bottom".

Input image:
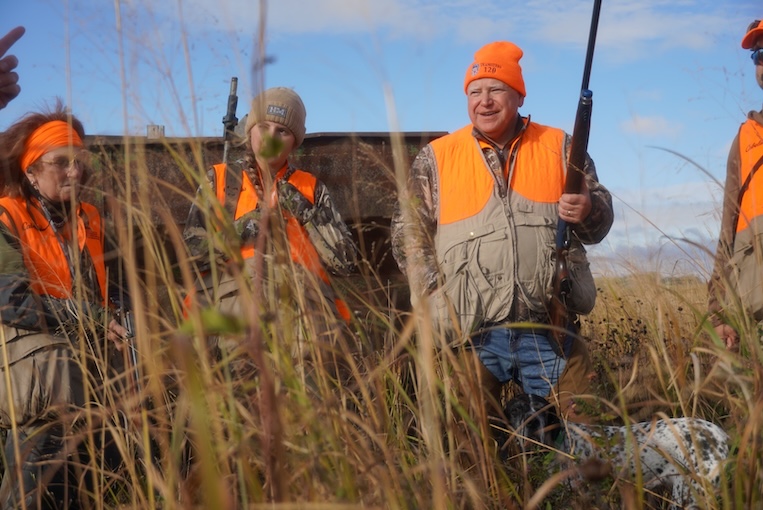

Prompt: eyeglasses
[
  {"left": 40, "top": 151, "right": 91, "bottom": 171},
  {"left": 751, "top": 48, "right": 763, "bottom": 66}
]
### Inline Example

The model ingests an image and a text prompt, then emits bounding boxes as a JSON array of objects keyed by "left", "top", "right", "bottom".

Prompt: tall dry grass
[
  {"left": 8, "top": 125, "right": 753, "bottom": 510},
  {"left": 2, "top": 4, "right": 759, "bottom": 507}
]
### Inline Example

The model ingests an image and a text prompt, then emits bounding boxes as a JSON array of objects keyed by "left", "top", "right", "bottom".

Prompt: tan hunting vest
[
  {"left": 728, "top": 119, "right": 763, "bottom": 319},
  {"left": 429, "top": 122, "right": 595, "bottom": 337}
]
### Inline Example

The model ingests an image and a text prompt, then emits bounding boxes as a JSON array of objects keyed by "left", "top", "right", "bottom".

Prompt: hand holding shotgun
[
  {"left": 549, "top": 0, "right": 602, "bottom": 350},
  {"left": 111, "top": 298, "right": 141, "bottom": 396}
]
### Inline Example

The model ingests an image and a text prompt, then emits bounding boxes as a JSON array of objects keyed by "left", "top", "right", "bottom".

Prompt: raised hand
[{"left": 0, "top": 26, "right": 25, "bottom": 110}]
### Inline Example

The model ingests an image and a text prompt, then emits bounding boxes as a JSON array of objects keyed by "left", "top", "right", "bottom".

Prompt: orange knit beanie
[{"left": 464, "top": 41, "right": 526, "bottom": 97}]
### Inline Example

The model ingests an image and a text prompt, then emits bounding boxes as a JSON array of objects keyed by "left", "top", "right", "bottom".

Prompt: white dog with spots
[{"left": 502, "top": 394, "right": 730, "bottom": 509}]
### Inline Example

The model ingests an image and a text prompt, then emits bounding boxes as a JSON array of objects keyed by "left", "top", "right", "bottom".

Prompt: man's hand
[
  {"left": 714, "top": 323, "right": 740, "bottom": 351},
  {"left": 107, "top": 318, "right": 131, "bottom": 348},
  {"left": 0, "top": 26, "right": 25, "bottom": 110},
  {"left": 558, "top": 178, "right": 592, "bottom": 224},
  {"left": 232, "top": 207, "right": 262, "bottom": 242}
]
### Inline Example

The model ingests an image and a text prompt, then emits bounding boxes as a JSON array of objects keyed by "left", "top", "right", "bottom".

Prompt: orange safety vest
[
  {"left": 0, "top": 196, "right": 107, "bottom": 303},
  {"left": 213, "top": 163, "right": 351, "bottom": 322},
  {"left": 434, "top": 123, "right": 565, "bottom": 225},
  {"left": 737, "top": 118, "right": 763, "bottom": 233},
  {"left": 428, "top": 122, "right": 572, "bottom": 332}
]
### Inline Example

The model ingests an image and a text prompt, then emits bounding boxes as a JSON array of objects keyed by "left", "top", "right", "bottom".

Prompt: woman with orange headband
[{"left": 0, "top": 103, "right": 128, "bottom": 509}]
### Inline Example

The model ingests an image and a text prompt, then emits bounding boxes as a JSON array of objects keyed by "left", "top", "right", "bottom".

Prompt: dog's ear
[
  {"left": 502, "top": 394, "right": 543, "bottom": 446},
  {"left": 527, "top": 394, "right": 552, "bottom": 411},
  {"left": 504, "top": 395, "right": 532, "bottom": 433},
  {"left": 496, "top": 395, "right": 531, "bottom": 460},
  {"left": 502, "top": 393, "right": 564, "bottom": 451},
  {"left": 529, "top": 395, "right": 561, "bottom": 446}
]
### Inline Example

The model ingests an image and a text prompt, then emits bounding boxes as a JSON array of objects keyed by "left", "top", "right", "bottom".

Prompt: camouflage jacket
[{"left": 183, "top": 160, "right": 357, "bottom": 277}]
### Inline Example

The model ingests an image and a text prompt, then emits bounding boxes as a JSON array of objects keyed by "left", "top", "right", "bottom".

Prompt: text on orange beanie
[
  {"left": 464, "top": 41, "right": 526, "bottom": 97},
  {"left": 20, "top": 120, "right": 84, "bottom": 172}
]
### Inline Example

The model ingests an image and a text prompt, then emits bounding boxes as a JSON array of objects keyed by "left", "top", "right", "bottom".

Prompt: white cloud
[
  {"left": 588, "top": 237, "right": 716, "bottom": 278},
  {"left": 621, "top": 114, "right": 682, "bottom": 137},
  {"left": 116, "top": 0, "right": 744, "bottom": 52},
  {"left": 590, "top": 179, "right": 725, "bottom": 276}
]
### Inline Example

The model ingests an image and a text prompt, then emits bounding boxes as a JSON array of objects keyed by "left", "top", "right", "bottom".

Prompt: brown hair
[{"left": 0, "top": 99, "right": 88, "bottom": 198}]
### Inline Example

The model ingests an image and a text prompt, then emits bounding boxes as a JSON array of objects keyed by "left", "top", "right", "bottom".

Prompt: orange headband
[{"left": 20, "top": 120, "right": 84, "bottom": 172}]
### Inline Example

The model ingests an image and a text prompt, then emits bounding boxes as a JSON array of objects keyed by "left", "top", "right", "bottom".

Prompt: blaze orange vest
[
  {"left": 427, "top": 122, "right": 571, "bottom": 332},
  {"left": 737, "top": 119, "right": 763, "bottom": 233},
  {"left": 434, "top": 123, "right": 566, "bottom": 225},
  {"left": 213, "top": 163, "right": 351, "bottom": 322},
  {"left": 0, "top": 196, "right": 107, "bottom": 303}
]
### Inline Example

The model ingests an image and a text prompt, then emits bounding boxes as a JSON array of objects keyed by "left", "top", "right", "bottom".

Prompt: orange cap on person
[
  {"left": 464, "top": 41, "right": 526, "bottom": 97},
  {"left": 742, "top": 19, "right": 763, "bottom": 49}
]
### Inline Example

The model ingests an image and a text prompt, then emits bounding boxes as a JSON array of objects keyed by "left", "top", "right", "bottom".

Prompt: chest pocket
[
  {"left": 729, "top": 231, "right": 763, "bottom": 320},
  {"left": 512, "top": 212, "right": 595, "bottom": 316},
  {"left": 435, "top": 224, "right": 513, "bottom": 334},
  {"left": 512, "top": 213, "right": 556, "bottom": 313}
]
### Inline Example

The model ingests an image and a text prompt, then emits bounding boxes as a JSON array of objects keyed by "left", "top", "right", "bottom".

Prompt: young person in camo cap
[
  {"left": 183, "top": 87, "right": 357, "bottom": 380},
  {"left": 391, "top": 41, "right": 613, "bottom": 425},
  {"left": 708, "top": 19, "right": 763, "bottom": 351}
]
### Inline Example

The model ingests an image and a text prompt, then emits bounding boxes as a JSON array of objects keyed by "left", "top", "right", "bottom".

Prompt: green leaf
[{"left": 178, "top": 307, "right": 247, "bottom": 335}]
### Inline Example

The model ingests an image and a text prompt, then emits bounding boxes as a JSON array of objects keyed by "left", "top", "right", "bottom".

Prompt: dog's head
[{"left": 503, "top": 393, "right": 562, "bottom": 450}]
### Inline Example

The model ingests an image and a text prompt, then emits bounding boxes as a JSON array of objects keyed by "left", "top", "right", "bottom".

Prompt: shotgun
[
  {"left": 222, "top": 76, "right": 239, "bottom": 165},
  {"left": 549, "top": 0, "right": 602, "bottom": 350},
  {"left": 111, "top": 297, "right": 140, "bottom": 395}
]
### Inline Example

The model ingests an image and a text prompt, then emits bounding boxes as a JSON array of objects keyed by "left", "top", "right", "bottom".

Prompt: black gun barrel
[
  {"left": 549, "top": 0, "right": 603, "bottom": 348},
  {"left": 222, "top": 76, "right": 239, "bottom": 164}
]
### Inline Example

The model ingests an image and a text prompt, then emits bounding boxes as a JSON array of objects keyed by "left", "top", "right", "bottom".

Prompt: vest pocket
[
  {"left": 729, "top": 233, "right": 763, "bottom": 320},
  {"left": 0, "top": 328, "right": 69, "bottom": 365},
  {"left": 431, "top": 270, "right": 480, "bottom": 337},
  {"left": 474, "top": 230, "right": 513, "bottom": 321},
  {"left": 514, "top": 215, "right": 556, "bottom": 314},
  {"left": 566, "top": 242, "right": 596, "bottom": 315},
  {"left": 435, "top": 228, "right": 511, "bottom": 334},
  {"left": 435, "top": 237, "right": 483, "bottom": 335}
]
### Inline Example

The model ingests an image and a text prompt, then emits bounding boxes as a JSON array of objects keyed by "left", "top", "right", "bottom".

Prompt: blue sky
[{"left": 3, "top": 0, "right": 761, "bottom": 277}]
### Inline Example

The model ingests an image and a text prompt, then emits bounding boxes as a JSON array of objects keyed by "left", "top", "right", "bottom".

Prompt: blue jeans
[{"left": 472, "top": 324, "right": 571, "bottom": 397}]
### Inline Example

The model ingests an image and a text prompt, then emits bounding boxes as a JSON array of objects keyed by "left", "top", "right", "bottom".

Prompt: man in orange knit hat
[
  {"left": 391, "top": 41, "right": 613, "bottom": 429},
  {"left": 708, "top": 20, "right": 763, "bottom": 350}
]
